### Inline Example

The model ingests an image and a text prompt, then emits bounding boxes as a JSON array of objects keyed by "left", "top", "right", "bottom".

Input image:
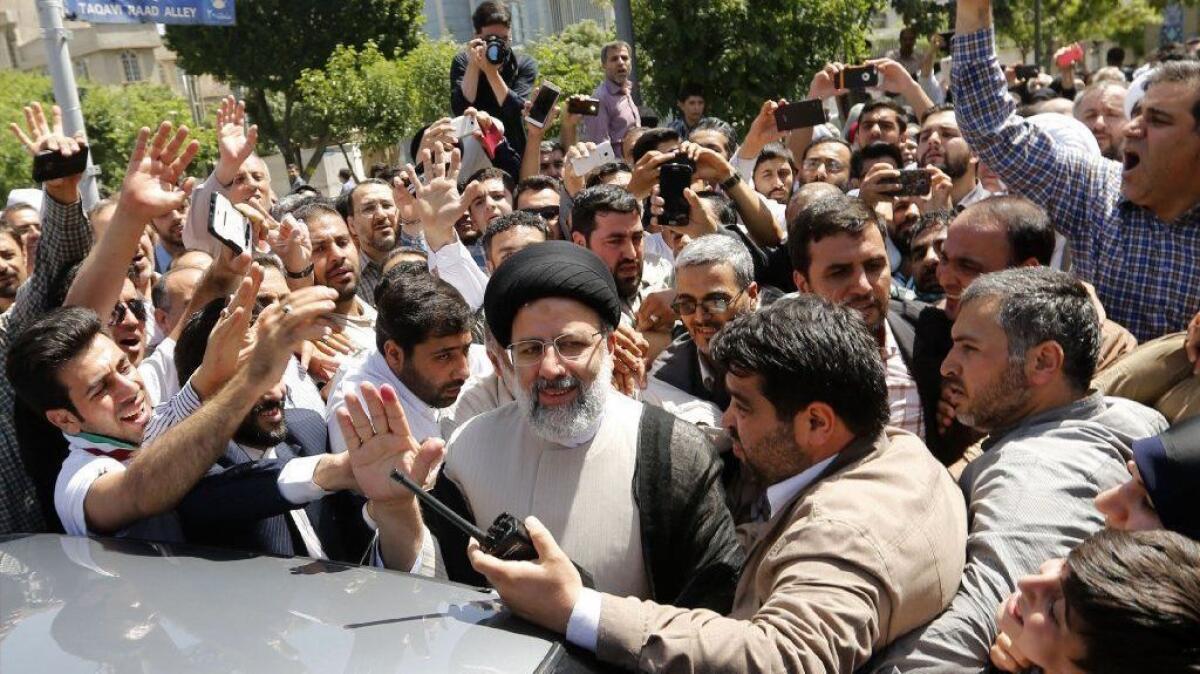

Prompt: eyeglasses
[
  {"left": 108, "top": 299, "right": 147, "bottom": 327},
  {"left": 507, "top": 331, "right": 603, "bottom": 367},
  {"left": 801, "top": 158, "right": 846, "bottom": 173},
  {"left": 670, "top": 289, "right": 744, "bottom": 316},
  {"left": 519, "top": 206, "right": 560, "bottom": 221}
]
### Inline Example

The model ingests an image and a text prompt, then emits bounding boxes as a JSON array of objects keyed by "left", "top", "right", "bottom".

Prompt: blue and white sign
[{"left": 65, "top": 0, "right": 236, "bottom": 26}]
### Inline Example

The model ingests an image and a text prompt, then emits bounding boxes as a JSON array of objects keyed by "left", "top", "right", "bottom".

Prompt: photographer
[{"left": 450, "top": 1, "right": 538, "bottom": 157}]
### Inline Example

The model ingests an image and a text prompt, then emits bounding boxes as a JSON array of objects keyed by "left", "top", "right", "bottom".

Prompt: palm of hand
[
  {"left": 422, "top": 178, "right": 466, "bottom": 228},
  {"left": 122, "top": 156, "right": 186, "bottom": 218},
  {"left": 349, "top": 430, "right": 421, "bottom": 502}
]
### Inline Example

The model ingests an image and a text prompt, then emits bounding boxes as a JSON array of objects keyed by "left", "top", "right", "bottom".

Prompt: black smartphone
[
  {"left": 895, "top": 169, "right": 932, "bottom": 197},
  {"left": 568, "top": 97, "right": 601, "bottom": 116},
  {"left": 839, "top": 65, "right": 880, "bottom": 90},
  {"left": 659, "top": 162, "right": 694, "bottom": 227},
  {"left": 1014, "top": 64, "right": 1040, "bottom": 80},
  {"left": 774, "top": 99, "right": 827, "bottom": 131},
  {"left": 208, "top": 192, "right": 251, "bottom": 255},
  {"left": 527, "top": 82, "right": 561, "bottom": 129},
  {"left": 32, "top": 145, "right": 89, "bottom": 183}
]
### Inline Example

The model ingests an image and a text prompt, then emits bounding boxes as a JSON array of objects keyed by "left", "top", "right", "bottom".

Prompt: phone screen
[
  {"left": 208, "top": 192, "right": 250, "bottom": 255},
  {"left": 774, "top": 100, "right": 827, "bottom": 131},
  {"left": 659, "top": 163, "right": 693, "bottom": 226},
  {"left": 528, "top": 83, "right": 561, "bottom": 128}
]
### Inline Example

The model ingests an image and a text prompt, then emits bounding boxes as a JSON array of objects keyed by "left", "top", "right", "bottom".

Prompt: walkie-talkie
[{"left": 390, "top": 469, "right": 595, "bottom": 587}]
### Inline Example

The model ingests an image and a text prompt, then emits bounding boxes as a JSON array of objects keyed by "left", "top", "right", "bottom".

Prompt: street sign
[{"left": 65, "top": 0, "right": 235, "bottom": 26}]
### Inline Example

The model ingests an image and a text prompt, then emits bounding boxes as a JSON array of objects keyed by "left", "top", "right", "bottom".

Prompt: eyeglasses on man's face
[
  {"left": 506, "top": 331, "right": 603, "bottom": 367},
  {"left": 108, "top": 299, "right": 147, "bottom": 328}
]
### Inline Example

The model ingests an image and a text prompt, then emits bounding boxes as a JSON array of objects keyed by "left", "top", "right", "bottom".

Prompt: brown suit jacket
[{"left": 594, "top": 428, "right": 967, "bottom": 674}]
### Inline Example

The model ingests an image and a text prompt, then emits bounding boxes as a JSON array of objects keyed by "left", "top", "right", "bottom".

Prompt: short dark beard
[
  {"left": 234, "top": 399, "right": 288, "bottom": 448},
  {"left": 399, "top": 360, "right": 464, "bottom": 409}
]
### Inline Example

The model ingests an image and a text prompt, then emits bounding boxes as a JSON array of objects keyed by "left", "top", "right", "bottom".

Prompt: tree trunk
[
  {"left": 301, "top": 137, "right": 329, "bottom": 182},
  {"left": 338, "top": 143, "right": 360, "bottom": 182}
]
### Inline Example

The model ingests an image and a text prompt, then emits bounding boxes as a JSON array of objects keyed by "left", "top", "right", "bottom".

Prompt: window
[{"left": 120, "top": 50, "right": 142, "bottom": 82}]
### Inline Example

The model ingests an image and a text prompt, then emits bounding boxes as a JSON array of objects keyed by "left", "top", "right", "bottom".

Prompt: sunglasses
[
  {"left": 108, "top": 299, "right": 147, "bottom": 327},
  {"left": 520, "top": 206, "right": 560, "bottom": 221}
]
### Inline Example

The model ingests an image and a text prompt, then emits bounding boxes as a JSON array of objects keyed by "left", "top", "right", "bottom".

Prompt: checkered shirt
[
  {"left": 883, "top": 322, "right": 925, "bottom": 438},
  {"left": 0, "top": 194, "right": 93, "bottom": 533},
  {"left": 953, "top": 28, "right": 1200, "bottom": 342}
]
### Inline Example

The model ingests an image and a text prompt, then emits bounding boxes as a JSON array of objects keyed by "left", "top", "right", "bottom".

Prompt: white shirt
[
  {"left": 330, "top": 297, "right": 378, "bottom": 355},
  {"left": 139, "top": 335, "right": 179, "bottom": 406},
  {"left": 326, "top": 349, "right": 447, "bottom": 452},
  {"left": 427, "top": 238, "right": 490, "bottom": 312}
]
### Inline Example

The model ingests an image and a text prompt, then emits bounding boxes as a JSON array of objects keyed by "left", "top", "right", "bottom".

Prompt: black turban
[{"left": 484, "top": 240, "right": 622, "bottom": 346}]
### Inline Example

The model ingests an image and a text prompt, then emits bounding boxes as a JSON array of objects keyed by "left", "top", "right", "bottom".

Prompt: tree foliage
[
  {"left": 632, "top": 0, "right": 884, "bottom": 130},
  {"left": 993, "top": 0, "right": 1162, "bottom": 61},
  {"left": 0, "top": 71, "right": 216, "bottom": 197},
  {"left": 890, "top": 0, "right": 951, "bottom": 37},
  {"left": 164, "top": 0, "right": 423, "bottom": 172}
]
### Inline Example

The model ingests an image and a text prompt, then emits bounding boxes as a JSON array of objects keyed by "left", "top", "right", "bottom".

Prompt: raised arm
[{"left": 65, "top": 123, "right": 198, "bottom": 321}]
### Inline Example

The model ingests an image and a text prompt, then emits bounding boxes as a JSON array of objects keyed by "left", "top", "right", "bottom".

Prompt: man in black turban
[{"left": 373, "top": 239, "right": 744, "bottom": 614}]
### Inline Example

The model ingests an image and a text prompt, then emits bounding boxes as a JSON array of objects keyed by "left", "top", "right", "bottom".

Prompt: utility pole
[
  {"left": 35, "top": 0, "right": 99, "bottom": 209},
  {"left": 1034, "top": 0, "right": 1043, "bottom": 68},
  {"left": 612, "top": 0, "right": 641, "bottom": 106}
]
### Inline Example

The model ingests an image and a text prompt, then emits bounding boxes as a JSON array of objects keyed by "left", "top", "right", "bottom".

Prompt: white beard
[{"left": 514, "top": 349, "right": 613, "bottom": 445}]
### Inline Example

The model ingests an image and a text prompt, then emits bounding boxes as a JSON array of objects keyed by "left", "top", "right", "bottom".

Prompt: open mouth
[
  {"left": 118, "top": 336, "right": 143, "bottom": 351},
  {"left": 328, "top": 267, "right": 353, "bottom": 284},
  {"left": 120, "top": 399, "right": 148, "bottom": 426},
  {"left": 1123, "top": 150, "right": 1141, "bottom": 172}
]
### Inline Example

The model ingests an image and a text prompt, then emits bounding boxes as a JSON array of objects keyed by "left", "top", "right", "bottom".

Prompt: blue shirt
[{"left": 953, "top": 27, "right": 1200, "bottom": 341}]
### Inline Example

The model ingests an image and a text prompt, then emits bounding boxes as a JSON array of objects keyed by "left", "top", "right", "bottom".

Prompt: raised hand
[
  {"left": 247, "top": 285, "right": 338, "bottom": 385},
  {"left": 678, "top": 141, "right": 736, "bottom": 184},
  {"left": 561, "top": 141, "right": 598, "bottom": 196},
  {"left": 740, "top": 99, "right": 788, "bottom": 159},
  {"left": 9, "top": 102, "right": 89, "bottom": 202},
  {"left": 116, "top": 122, "right": 200, "bottom": 224},
  {"left": 809, "top": 62, "right": 851, "bottom": 100},
  {"left": 337, "top": 383, "right": 445, "bottom": 504},
  {"left": 394, "top": 142, "right": 481, "bottom": 250},
  {"left": 190, "top": 264, "right": 262, "bottom": 399},
  {"left": 214, "top": 96, "right": 259, "bottom": 185}
]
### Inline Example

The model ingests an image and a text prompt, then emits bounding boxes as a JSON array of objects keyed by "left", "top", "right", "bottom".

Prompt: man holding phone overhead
[{"left": 586, "top": 41, "right": 641, "bottom": 159}]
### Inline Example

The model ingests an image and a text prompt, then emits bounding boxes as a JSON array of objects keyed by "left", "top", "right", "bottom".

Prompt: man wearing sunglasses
[
  {"left": 647, "top": 234, "right": 759, "bottom": 413},
  {"left": 368, "top": 241, "right": 742, "bottom": 612},
  {"left": 109, "top": 278, "right": 149, "bottom": 367},
  {"left": 515, "top": 175, "right": 563, "bottom": 240}
]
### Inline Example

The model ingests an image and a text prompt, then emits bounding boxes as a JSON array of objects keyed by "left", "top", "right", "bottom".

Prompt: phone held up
[
  {"left": 527, "top": 82, "right": 562, "bottom": 129},
  {"left": 567, "top": 97, "right": 601, "bottom": 117},
  {"left": 838, "top": 65, "right": 880, "bottom": 90},
  {"left": 208, "top": 192, "right": 252, "bottom": 255},
  {"left": 659, "top": 156, "right": 695, "bottom": 228},
  {"left": 894, "top": 169, "right": 932, "bottom": 198},
  {"left": 774, "top": 100, "right": 827, "bottom": 132},
  {"left": 32, "top": 145, "right": 90, "bottom": 183}
]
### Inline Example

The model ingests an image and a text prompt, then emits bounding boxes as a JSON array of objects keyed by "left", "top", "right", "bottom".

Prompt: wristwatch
[
  {"left": 285, "top": 263, "right": 314, "bottom": 279},
  {"left": 719, "top": 172, "right": 741, "bottom": 192}
]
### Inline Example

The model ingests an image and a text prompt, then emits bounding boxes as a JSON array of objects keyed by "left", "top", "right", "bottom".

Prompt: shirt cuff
[
  {"left": 276, "top": 454, "right": 332, "bottom": 505},
  {"left": 565, "top": 587, "right": 602, "bottom": 653}
]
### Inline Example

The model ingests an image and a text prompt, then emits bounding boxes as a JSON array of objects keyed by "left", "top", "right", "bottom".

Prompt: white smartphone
[
  {"left": 569, "top": 140, "right": 617, "bottom": 176},
  {"left": 451, "top": 115, "right": 481, "bottom": 140},
  {"left": 208, "top": 192, "right": 251, "bottom": 255},
  {"left": 526, "top": 82, "right": 562, "bottom": 129}
]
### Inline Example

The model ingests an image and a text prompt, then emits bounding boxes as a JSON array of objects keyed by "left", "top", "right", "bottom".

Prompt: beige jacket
[{"left": 594, "top": 428, "right": 967, "bottom": 674}]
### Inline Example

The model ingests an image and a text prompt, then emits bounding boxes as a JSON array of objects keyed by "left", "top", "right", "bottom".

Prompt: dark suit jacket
[
  {"left": 177, "top": 407, "right": 371, "bottom": 563},
  {"left": 650, "top": 333, "right": 730, "bottom": 411}
]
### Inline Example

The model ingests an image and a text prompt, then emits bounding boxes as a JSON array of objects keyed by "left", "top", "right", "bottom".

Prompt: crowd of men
[{"left": 1, "top": 0, "right": 1199, "bottom": 671}]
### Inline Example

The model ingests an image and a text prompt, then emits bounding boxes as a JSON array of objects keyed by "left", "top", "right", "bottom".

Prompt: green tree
[
  {"left": 164, "top": 0, "right": 424, "bottom": 176},
  {"left": 526, "top": 19, "right": 612, "bottom": 137},
  {"left": 890, "top": 0, "right": 951, "bottom": 37},
  {"left": 993, "top": 0, "right": 1161, "bottom": 63},
  {"left": 0, "top": 70, "right": 55, "bottom": 198},
  {"left": 632, "top": 0, "right": 884, "bottom": 130},
  {"left": 81, "top": 83, "right": 218, "bottom": 192}
]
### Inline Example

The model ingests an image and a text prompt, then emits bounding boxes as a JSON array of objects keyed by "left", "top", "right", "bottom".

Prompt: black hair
[
  {"left": 175, "top": 297, "right": 228, "bottom": 388},
  {"left": 962, "top": 196, "right": 1056, "bottom": 266},
  {"left": 630, "top": 128, "right": 680, "bottom": 164},
  {"left": 472, "top": 0, "right": 511, "bottom": 31},
  {"left": 375, "top": 270, "right": 474, "bottom": 356},
  {"left": 539, "top": 140, "right": 564, "bottom": 155},
  {"left": 695, "top": 190, "right": 738, "bottom": 226},
  {"left": 461, "top": 166, "right": 515, "bottom": 196},
  {"left": 754, "top": 142, "right": 796, "bottom": 173},
  {"left": 571, "top": 184, "right": 640, "bottom": 243},
  {"left": 859, "top": 99, "right": 908, "bottom": 134},
  {"left": 908, "top": 210, "right": 954, "bottom": 247},
  {"left": 1105, "top": 46, "right": 1126, "bottom": 66},
  {"left": 481, "top": 210, "right": 550, "bottom": 264},
  {"left": 802, "top": 136, "right": 852, "bottom": 161},
  {"left": 676, "top": 81, "right": 705, "bottom": 102},
  {"left": 787, "top": 194, "right": 885, "bottom": 276},
  {"left": 585, "top": 161, "right": 633, "bottom": 188},
  {"left": 7, "top": 307, "right": 104, "bottom": 414},
  {"left": 289, "top": 197, "right": 342, "bottom": 225},
  {"left": 334, "top": 191, "right": 351, "bottom": 220},
  {"left": 710, "top": 294, "right": 889, "bottom": 437},
  {"left": 690, "top": 117, "right": 739, "bottom": 158},
  {"left": 850, "top": 141, "right": 904, "bottom": 180},
  {"left": 920, "top": 103, "right": 956, "bottom": 125},
  {"left": 514, "top": 175, "right": 562, "bottom": 207}
]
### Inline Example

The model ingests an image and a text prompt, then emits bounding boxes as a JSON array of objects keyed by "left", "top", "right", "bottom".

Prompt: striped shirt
[{"left": 953, "top": 27, "right": 1200, "bottom": 341}]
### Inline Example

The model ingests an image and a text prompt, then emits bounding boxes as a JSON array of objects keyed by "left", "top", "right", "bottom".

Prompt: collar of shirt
[
  {"left": 333, "top": 296, "right": 378, "bottom": 329},
  {"left": 881, "top": 319, "right": 903, "bottom": 362},
  {"left": 982, "top": 391, "right": 1105, "bottom": 450},
  {"left": 956, "top": 182, "right": 993, "bottom": 211},
  {"left": 1116, "top": 195, "right": 1200, "bottom": 227},
  {"left": 764, "top": 454, "right": 838, "bottom": 520},
  {"left": 63, "top": 432, "right": 138, "bottom": 461},
  {"left": 602, "top": 78, "right": 631, "bottom": 97}
]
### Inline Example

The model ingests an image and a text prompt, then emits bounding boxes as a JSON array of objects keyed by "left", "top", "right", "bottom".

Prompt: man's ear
[
  {"left": 383, "top": 340, "right": 406, "bottom": 374},
  {"left": 154, "top": 308, "right": 168, "bottom": 332},
  {"left": 794, "top": 401, "right": 837, "bottom": 450},
  {"left": 46, "top": 409, "right": 82, "bottom": 435},
  {"left": 1026, "top": 340, "right": 1066, "bottom": 387},
  {"left": 793, "top": 271, "right": 812, "bottom": 294},
  {"left": 570, "top": 231, "right": 587, "bottom": 248},
  {"left": 1016, "top": 257, "right": 1040, "bottom": 269}
]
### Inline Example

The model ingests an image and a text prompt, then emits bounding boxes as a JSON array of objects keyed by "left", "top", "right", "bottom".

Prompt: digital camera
[{"left": 484, "top": 35, "right": 509, "bottom": 66}]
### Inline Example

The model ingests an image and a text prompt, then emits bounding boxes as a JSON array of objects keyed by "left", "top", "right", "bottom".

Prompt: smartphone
[
  {"left": 569, "top": 140, "right": 617, "bottom": 176},
  {"left": 567, "top": 96, "right": 601, "bottom": 116},
  {"left": 895, "top": 169, "right": 932, "bottom": 197},
  {"left": 451, "top": 115, "right": 481, "bottom": 139},
  {"left": 32, "top": 145, "right": 89, "bottom": 183},
  {"left": 527, "top": 82, "right": 562, "bottom": 129},
  {"left": 774, "top": 99, "right": 827, "bottom": 131},
  {"left": 839, "top": 65, "right": 879, "bottom": 90},
  {"left": 1014, "top": 64, "right": 1040, "bottom": 80},
  {"left": 659, "top": 162, "right": 694, "bottom": 227},
  {"left": 208, "top": 192, "right": 251, "bottom": 255}
]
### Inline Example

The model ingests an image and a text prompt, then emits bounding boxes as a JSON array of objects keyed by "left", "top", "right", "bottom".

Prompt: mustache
[
  {"left": 534, "top": 375, "right": 580, "bottom": 394},
  {"left": 251, "top": 399, "right": 285, "bottom": 416}
]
